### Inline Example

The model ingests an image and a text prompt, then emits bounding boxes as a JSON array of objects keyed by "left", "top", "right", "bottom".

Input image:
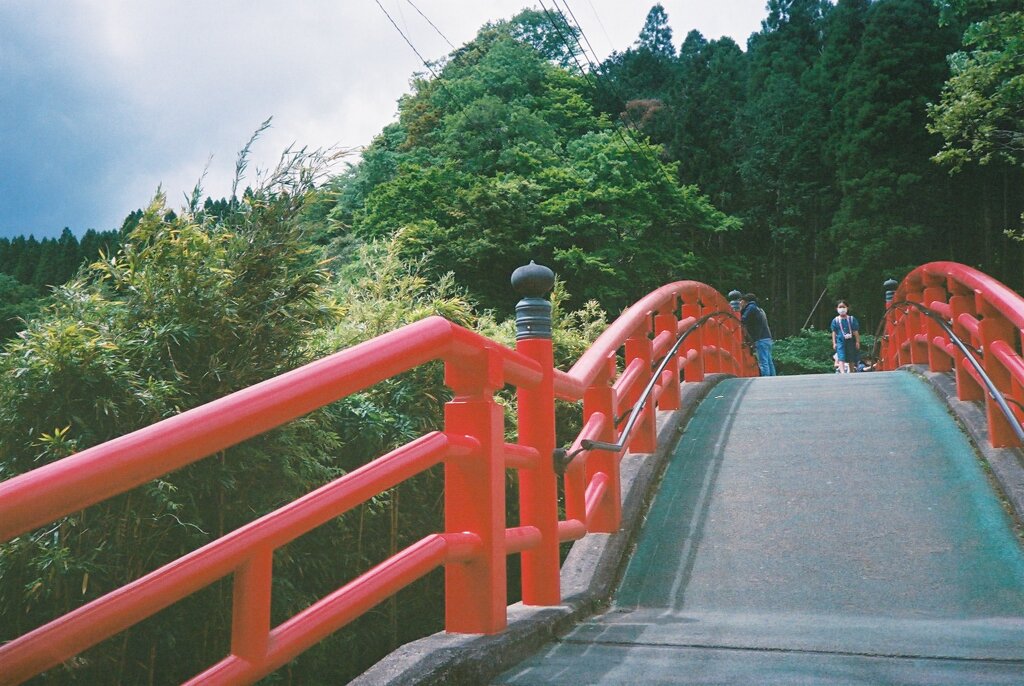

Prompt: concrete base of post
[{"left": 350, "top": 375, "right": 732, "bottom": 686}]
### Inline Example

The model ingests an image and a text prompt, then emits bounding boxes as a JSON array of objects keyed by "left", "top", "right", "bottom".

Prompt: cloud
[{"left": 0, "top": 1, "right": 767, "bottom": 238}]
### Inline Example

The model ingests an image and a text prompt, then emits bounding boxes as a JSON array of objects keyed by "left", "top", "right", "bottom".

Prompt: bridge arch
[{"left": 0, "top": 270, "right": 754, "bottom": 684}]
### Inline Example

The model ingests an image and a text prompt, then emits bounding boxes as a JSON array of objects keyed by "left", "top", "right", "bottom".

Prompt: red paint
[
  {"left": 883, "top": 262, "right": 1024, "bottom": 447},
  {"left": 0, "top": 281, "right": 756, "bottom": 684}
]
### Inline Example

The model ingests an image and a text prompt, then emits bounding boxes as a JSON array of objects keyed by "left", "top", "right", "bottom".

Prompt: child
[{"left": 830, "top": 300, "right": 860, "bottom": 373}]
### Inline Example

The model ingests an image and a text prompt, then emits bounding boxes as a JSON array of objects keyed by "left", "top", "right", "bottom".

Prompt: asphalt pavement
[{"left": 495, "top": 372, "right": 1024, "bottom": 685}]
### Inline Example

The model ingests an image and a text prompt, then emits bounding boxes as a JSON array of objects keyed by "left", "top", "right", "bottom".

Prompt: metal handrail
[
  {"left": 555, "top": 309, "right": 741, "bottom": 469},
  {"left": 879, "top": 299, "right": 1024, "bottom": 446}
]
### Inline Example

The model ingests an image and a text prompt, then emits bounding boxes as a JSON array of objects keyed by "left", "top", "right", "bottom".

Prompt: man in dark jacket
[{"left": 739, "top": 293, "right": 776, "bottom": 376}]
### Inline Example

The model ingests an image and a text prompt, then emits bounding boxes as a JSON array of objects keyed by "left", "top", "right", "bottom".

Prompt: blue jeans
[{"left": 755, "top": 338, "right": 776, "bottom": 377}]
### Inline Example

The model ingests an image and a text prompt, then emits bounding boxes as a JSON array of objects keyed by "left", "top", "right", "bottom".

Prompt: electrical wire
[
  {"left": 373, "top": 0, "right": 444, "bottom": 82},
  {"left": 551, "top": 0, "right": 676, "bottom": 184},
  {"left": 544, "top": 0, "right": 679, "bottom": 188},
  {"left": 377, "top": 0, "right": 676, "bottom": 189},
  {"left": 557, "top": 0, "right": 676, "bottom": 183},
  {"left": 584, "top": 0, "right": 615, "bottom": 55},
  {"left": 404, "top": 0, "right": 456, "bottom": 50},
  {"left": 537, "top": 1, "right": 648, "bottom": 165},
  {"left": 558, "top": 0, "right": 603, "bottom": 74}
]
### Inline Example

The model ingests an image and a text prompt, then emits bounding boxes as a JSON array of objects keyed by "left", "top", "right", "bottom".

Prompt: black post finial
[
  {"left": 511, "top": 261, "right": 555, "bottom": 340},
  {"left": 883, "top": 278, "right": 898, "bottom": 304}
]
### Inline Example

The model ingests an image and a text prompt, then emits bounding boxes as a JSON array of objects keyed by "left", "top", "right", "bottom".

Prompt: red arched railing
[
  {"left": 881, "top": 261, "right": 1024, "bottom": 448},
  {"left": 0, "top": 278, "right": 756, "bottom": 685}
]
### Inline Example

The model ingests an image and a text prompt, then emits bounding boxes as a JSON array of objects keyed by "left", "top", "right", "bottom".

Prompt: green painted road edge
[
  {"left": 908, "top": 365, "right": 1024, "bottom": 537},
  {"left": 350, "top": 374, "right": 735, "bottom": 686},
  {"left": 352, "top": 368, "right": 1024, "bottom": 685}
]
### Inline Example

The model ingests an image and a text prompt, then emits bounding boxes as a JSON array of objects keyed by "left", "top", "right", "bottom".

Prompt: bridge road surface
[{"left": 495, "top": 372, "right": 1024, "bottom": 685}]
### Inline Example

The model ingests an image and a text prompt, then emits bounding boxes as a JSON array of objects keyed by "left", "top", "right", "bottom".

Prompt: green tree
[
  {"left": 505, "top": 7, "right": 583, "bottom": 70},
  {"left": 928, "top": 1, "right": 1024, "bottom": 246},
  {"left": 739, "top": 0, "right": 833, "bottom": 333},
  {"left": 829, "top": 0, "right": 960, "bottom": 305},
  {"left": 636, "top": 3, "right": 676, "bottom": 57},
  {"left": 669, "top": 33, "right": 749, "bottom": 215},
  {"left": 332, "top": 13, "right": 735, "bottom": 313},
  {"left": 819, "top": 0, "right": 872, "bottom": 167}
]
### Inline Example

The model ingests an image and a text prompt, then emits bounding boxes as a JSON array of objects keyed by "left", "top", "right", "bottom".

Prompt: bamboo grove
[{"left": 1, "top": 1, "right": 1022, "bottom": 682}]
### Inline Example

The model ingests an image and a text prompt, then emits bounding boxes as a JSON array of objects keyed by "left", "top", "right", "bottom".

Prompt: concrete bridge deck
[{"left": 495, "top": 372, "right": 1024, "bottom": 684}]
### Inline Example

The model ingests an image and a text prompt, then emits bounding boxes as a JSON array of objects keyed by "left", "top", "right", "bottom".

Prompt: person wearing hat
[
  {"left": 739, "top": 293, "right": 776, "bottom": 376},
  {"left": 728, "top": 289, "right": 743, "bottom": 312}
]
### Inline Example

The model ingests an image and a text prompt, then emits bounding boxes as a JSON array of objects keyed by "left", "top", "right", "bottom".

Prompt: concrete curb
[
  {"left": 907, "top": 365, "right": 1024, "bottom": 528},
  {"left": 350, "top": 374, "right": 732, "bottom": 686}
]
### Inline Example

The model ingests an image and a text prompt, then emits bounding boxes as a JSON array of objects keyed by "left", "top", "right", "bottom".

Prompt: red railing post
[
  {"left": 443, "top": 346, "right": 507, "bottom": 633},
  {"left": 583, "top": 363, "right": 620, "bottom": 533},
  {"left": 511, "top": 263, "right": 561, "bottom": 606},
  {"left": 949, "top": 281, "right": 983, "bottom": 401},
  {"left": 681, "top": 300, "right": 704, "bottom": 382},
  {"left": 655, "top": 310, "right": 681, "bottom": 411},
  {"left": 904, "top": 278, "right": 928, "bottom": 365},
  {"left": 704, "top": 299, "right": 722, "bottom": 374},
  {"left": 231, "top": 547, "right": 274, "bottom": 663},
  {"left": 626, "top": 330, "right": 657, "bottom": 454},
  {"left": 978, "top": 301, "right": 1019, "bottom": 448},
  {"left": 922, "top": 275, "right": 952, "bottom": 373}
]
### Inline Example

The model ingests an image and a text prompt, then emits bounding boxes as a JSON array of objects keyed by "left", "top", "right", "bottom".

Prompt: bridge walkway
[{"left": 495, "top": 371, "right": 1024, "bottom": 684}]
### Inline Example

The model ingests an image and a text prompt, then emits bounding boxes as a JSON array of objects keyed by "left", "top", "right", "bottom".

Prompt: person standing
[
  {"left": 739, "top": 293, "right": 776, "bottom": 376},
  {"left": 728, "top": 289, "right": 743, "bottom": 312},
  {"left": 830, "top": 300, "right": 861, "bottom": 373}
]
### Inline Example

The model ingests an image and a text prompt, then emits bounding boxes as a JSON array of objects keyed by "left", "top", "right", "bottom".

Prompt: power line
[
  {"left": 555, "top": 0, "right": 669, "bottom": 155},
  {"left": 373, "top": 0, "right": 443, "bottom": 82},
  {"left": 542, "top": 0, "right": 660, "bottom": 179},
  {"left": 562, "top": 0, "right": 681, "bottom": 188},
  {"left": 557, "top": 0, "right": 603, "bottom": 71},
  {"left": 551, "top": 1, "right": 671, "bottom": 166},
  {"left": 536, "top": 0, "right": 647, "bottom": 165},
  {"left": 545, "top": 0, "right": 679, "bottom": 188},
  {"left": 584, "top": 0, "right": 615, "bottom": 55},
  {"left": 404, "top": 0, "right": 456, "bottom": 50}
]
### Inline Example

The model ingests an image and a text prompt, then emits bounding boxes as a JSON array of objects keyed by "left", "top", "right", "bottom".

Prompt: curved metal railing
[
  {"left": 880, "top": 261, "right": 1024, "bottom": 448},
  {"left": 877, "top": 299, "right": 1024, "bottom": 446},
  {"left": 0, "top": 276, "right": 756, "bottom": 685},
  {"left": 558, "top": 309, "right": 743, "bottom": 465}
]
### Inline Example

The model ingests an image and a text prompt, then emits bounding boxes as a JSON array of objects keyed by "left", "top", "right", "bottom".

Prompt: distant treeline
[
  {"left": 0, "top": 228, "right": 121, "bottom": 340},
  {"left": 0, "top": 198, "right": 238, "bottom": 297},
  {"left": 0, "top": 201, "right": 232, "bottom": 339},
  {"left": 0, "top": 228, "right": 121, "bottom": 292}
]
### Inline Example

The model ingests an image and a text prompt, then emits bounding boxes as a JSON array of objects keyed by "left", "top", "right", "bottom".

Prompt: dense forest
[
  {"left": 327, "top": 0, "right": 1023, "bottom": 336},
  {"left": 0, "top": 0, "right": 1021, "bottom": 683},
  {"left": 0, "top": 228, "right": 121, "bottom": 339}
]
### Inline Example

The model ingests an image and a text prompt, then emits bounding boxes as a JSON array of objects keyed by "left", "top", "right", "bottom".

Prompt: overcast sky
[{"left": 0, "top": 1, "right": 769, "bottom": 239}]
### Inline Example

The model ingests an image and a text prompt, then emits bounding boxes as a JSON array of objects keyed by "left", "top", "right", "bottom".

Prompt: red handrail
[
  {"left": 0, "top": 280, "right": 756, "bottom": 685},
  {"left": 881, "top": 261, "right": 1024, "bottom": 448}
]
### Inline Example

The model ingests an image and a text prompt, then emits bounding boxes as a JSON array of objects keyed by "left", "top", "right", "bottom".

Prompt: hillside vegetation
[{"left": 1, "top": 1, "right": 1021, "bottom": 683}]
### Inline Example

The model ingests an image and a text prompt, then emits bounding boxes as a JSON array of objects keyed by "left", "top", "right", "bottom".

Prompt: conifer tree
[
  {"left": 636, "top": 3, "right": 675, "bottom": 57},
  {"left": 739, "top": 0, "right": 832, "bottom": 332},
  {"left": 829, "top": 0, "right": 959, "bottom": 304}
]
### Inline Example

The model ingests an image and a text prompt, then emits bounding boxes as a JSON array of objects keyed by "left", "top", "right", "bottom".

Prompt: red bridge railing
[
  {"left": 0, "top": 269, "right": 756, "bottom": 685},
  {"left": 880, "top": 261, "right": 1024, "bottom": 448}
]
